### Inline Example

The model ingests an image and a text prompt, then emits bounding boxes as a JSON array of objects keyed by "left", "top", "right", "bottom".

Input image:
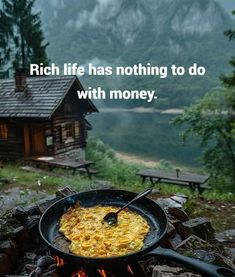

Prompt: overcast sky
[
  {"left": 215, "top": 0, "right": 234, "bottom": 14},
  {"left": 0, "top": 1, "right": 233, "bottom": 17}
]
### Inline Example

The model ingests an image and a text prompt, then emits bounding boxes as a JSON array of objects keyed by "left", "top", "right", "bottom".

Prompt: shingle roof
[{"left": 0, "top": 75, "right": 98, "bottom": 119}]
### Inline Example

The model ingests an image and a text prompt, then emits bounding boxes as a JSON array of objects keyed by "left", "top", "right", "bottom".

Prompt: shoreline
[{"left": 98, "top": 107, "right": 184, "bottom": 114}]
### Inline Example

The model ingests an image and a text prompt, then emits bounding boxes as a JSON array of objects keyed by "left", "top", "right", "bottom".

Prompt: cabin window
[
  {"left": 46, "top": 136, "right": 53, "bottom": 146},
  {"left": 65, "top": 123, "right": 74, "bottom": 138},
  {"left": 0, "top": 124, "right": 8, "bottom": 140},
  {"left": 56, "top": 126, "right": 62, "bottom": 143},
  {"left": 62, "top": 123, "right": 75, "bottom": 144}
]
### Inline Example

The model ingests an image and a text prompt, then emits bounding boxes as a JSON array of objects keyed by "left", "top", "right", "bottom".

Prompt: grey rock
[
  {"left": 215, "top": 229, "right": 235, "bottom": 243},
  {"left": 36, "top": 256, "right": 54, "bottom": 269},
  {"left": 156, "top": 198, "right": 182, "bottom": 209}
]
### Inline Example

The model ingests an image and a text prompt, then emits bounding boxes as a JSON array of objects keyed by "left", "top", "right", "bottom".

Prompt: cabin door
[{"left": 31, "top": 126, "right": 45, "bottom": 155}]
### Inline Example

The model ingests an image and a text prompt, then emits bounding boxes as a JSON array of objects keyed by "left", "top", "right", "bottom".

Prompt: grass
[
  {"left": 0, "top": 138, "right": 234, "bottom": 232},
  {"left": 0, "top": 163, "right": 234, "bottom": 232},
  {"left": 1, "top": 164, "right": 234, "bottom": 201},
  {"left": 0, "top": 164, "right": 92, "bottom": 193},
  {"left": 1, "top": 137, "right": 234, "bottom": 201}
]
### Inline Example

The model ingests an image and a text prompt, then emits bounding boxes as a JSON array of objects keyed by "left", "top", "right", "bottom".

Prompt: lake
[{"left": 88, "top": 109, "right": 202, "bottom": 167}]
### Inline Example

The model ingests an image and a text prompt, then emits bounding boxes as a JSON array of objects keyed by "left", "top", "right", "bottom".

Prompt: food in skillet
[{"left": 59, "top": 203, "right": 150, "bottom": 257}]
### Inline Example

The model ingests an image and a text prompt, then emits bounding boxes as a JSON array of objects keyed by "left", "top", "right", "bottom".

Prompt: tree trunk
[{"left": 20, "top": 19, "right": 25, "bottom": 69}]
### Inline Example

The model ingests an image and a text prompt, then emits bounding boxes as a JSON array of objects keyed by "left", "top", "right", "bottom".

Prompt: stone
[
  {"left": 156, "top": 198, "right": 182, "bottom": 209},
  {"left": 12, "top": 207, "right": 28, "bottom": 221},
  {"left": 193, "top": 249, "right": 216, "bottom": 263},
  {"left": 224, "top": 248, "right": 235, "bottom": 261},
  {"left": 178, "top": 217, "right": 214, "bottom": 240},
  {"left": 28, "top": 267, "right": 42, "bottom": 277},
  {"left": 22, "top": 216, "right": 41, "bottom": 247},
  {"left": 152, "top": 265, "right": 200, "bottom": 277},
  {"left": 25, "top": 263, "right": 37, "bottom": 272},
  {"left": 215, "top": 229, "right": 235, "bottom": 243},
  {"left": 170, "top": 219, "right": 182, "bottom": 228},
  {"left": 0, "top": 219, "right": 9, "bottom": 240},
  {"left": 168, "top": 207, "right": 189, "bottom": 222},
  {"left": 170, "top": 195, "right": 187, "bottom": 206},
  {"left": 25, "top": 252, "right": 37, "bottom": 261},
  {"left": 11, "top": 226, "right": 30, "bottom": 254},
  {"left": 47, "top": 263, "right": 57, "bottom": 271},
  {"left": 166, "top": 223, "right": 176, "bottom": 237},
  {"left": 10, "top": 226, "right": 25, "bottom": 240},
  {"left": 24, "top": 205, "right": 38, "bottom": 216},
  {"left": 175, "top": 235, "right": 207, "bottom": 250},
  {"left": 36, "top": 256, "right": 54, "bottom": 269},
  {"left": 0, "top": 253, "right": 12, "bottom": 276},
  {"left": 24, "top": 216, "right": 40, "bottom": 231},
  {"left": 151, "top": 188, "right": 160, "bottom": 195},
  {"left": 36, "top": 197, "right": 59, "bottom": 215},
  {"left": 194, "top": 250, "right": 235, "bottom": 270},
  {"left": 34, "top": 267, "right": 42, "bottom": 275},
  {"left": 0, "top": 188, "right": 46, "bottom": 215},
  {"left": 166, "top": 233, "right": 183, "bottom": 250},
  {"left": 0, "top": 240, "right": 18, "bottom": 264},
  {"left": 55, "top": 186, "right": 76, "bottom": 197}
]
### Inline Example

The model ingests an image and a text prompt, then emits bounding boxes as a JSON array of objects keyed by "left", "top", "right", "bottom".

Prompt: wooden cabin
[{"left": 0, "top": 73, "right": 98, "bottom": 160}]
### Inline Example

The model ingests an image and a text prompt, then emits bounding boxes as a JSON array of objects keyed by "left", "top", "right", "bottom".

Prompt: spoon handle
[{"left": 116, "top": 187, "right": 153, "bottom": 214}]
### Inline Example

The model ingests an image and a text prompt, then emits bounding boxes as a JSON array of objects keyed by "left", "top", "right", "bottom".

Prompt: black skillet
[{"left": 39, "top": 189, "right": 235, "bottom": 277}]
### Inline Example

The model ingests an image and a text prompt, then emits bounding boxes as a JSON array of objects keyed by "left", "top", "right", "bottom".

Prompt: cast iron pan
[{"left": 39, "top": 189, "right": 235, "bottom": 277}]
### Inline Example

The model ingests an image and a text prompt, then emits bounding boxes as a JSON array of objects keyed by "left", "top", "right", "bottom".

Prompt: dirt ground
[{"left": 115, "top": 152, "right": 158, "bottom": 167}]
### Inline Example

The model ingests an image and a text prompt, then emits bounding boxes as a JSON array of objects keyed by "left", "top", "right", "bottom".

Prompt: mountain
[
  {"left": 215, "top": 0, "right": 234, "bottom": 14},
  {"left": 35, "top": 0, "right": 234, "bottom": 108}
]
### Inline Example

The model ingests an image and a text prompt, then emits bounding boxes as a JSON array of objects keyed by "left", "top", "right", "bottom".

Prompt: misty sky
[
  {"left": 0, "top": 0, "right": 234, "bottom": 14},
  {"left": 215, "top": 0, "right": 234, "bottom": 13}
]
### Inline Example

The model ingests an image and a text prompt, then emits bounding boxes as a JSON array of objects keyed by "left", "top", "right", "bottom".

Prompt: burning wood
[
  {"left": 71, "top": 268, "right": 88, "bottom": 277},
  {"left": 54, "top": 256, "right": 65, "bottom": 267}
]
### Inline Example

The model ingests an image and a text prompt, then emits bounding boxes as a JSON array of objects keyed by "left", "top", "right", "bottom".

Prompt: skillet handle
[{"left": 142, "top": 247, "right": 235, "bottom": 277}]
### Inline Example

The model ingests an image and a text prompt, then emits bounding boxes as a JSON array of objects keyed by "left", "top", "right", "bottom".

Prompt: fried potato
[{"left": 59, "top": 204, "right": 150, "bottom": 258}]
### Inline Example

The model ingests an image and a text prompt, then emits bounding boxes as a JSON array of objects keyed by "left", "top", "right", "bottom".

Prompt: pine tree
[{"left": 0, "top": 0, "right": 49, "bottom": 75}]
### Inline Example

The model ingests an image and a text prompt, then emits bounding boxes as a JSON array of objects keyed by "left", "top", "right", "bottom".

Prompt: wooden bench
[
  {"left": 137, "top": 169, "right": 210, "bottom": 194},
  {"left": 77, "top": 168, "right": 100, "bottom": 176},
  {"left": 153, "top": 178, "right": 211, "bottom": 193},
  {"left": 30, "top": 156, "right": 95, "bottom": 179}
]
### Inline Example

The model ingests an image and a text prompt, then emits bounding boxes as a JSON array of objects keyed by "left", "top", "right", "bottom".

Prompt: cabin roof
[{"left": 0, "top": 75, "right": 98, "bottom": 119}]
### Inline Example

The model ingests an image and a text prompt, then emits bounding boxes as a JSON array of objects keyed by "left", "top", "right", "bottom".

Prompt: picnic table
[
  {"left": 31, "top": 156, "right": 96, "bottom": 178},
  {"left": 136, "top": 169, "right": 210, "bottom": 194}
]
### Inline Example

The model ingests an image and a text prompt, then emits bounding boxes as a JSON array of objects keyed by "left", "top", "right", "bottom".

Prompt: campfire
[
  {"left": 0, "top": 187, "right": 234, "bottom": 277},
  {"left": 53, "top": 256, "right": 136, "bottom": 277}
]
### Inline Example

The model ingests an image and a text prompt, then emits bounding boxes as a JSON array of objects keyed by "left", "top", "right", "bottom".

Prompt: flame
[
  {"left": 54, "top": 256, "right": 64, "bottom": 267},
  {"left": 53, "top": 256, "right": 132, "bottom": 277},
  {"left": 127, "top": 265, "right": 134, "bottom": 275},
  {"left": 72, "top": 268, "right": 110, "bottom": 277},
  {"left": 97, "top": 269, "right": 108, "bottom": 277},
  {"left": 71, "top": 269, "right": 87, "bottom": 277}
]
